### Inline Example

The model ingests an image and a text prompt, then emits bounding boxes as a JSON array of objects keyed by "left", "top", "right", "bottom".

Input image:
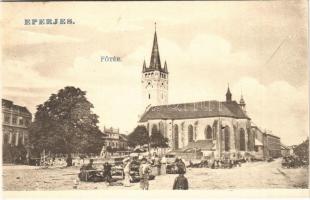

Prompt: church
[{"left": 138, "top": 27, "right": 255, "bottom": 158}]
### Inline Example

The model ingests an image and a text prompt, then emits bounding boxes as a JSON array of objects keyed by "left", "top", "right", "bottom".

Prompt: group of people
[
  {"left": 188, "top": 158, "right": 242, "bottom": 169},
  {"left": 282, "top": 155, "right": 307, "bottom": 168},
  {"left": 78, "top": 159, "right": 113, "bottom": 184}
]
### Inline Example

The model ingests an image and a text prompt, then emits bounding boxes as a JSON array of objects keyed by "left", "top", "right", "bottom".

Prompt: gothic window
[
  {"left": 159, "top": 121, "right": 165, "bottom": 137},
  {"left": 188, "top": 125, "right": 194, "bottom": 143},
  {"left": 224, "top": 126, "right": 230, "bottom": 151},
  {"left": 205, "top": 125, "right": 212, "bottom": 140},
  {"left": 151, "top": 124, "right": 158, "bottom": 138},
  {"left": 173, "top": 124, "right": 179, "bottom": 150},
  {"left": 240, "top": 128, "right": 246, "bottom": 151}
]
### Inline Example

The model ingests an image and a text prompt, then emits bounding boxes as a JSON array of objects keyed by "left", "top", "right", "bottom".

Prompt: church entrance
[{"left": 173, "top": 125, "right": 179, "bottom": 150}]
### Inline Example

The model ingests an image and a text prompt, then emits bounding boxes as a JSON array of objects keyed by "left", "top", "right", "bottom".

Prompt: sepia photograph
[{"left": 1, "top": 0, "right": 309, "bottom": 196}]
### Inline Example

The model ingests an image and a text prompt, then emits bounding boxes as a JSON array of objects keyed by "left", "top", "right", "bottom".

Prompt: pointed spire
[
  {"left": 239, "top": 93, "right": 246, "bottom": 112},
  {"left": 226, "top": 84, "right": 232, "bottom": 102},
  {"left": 142, "top": 59, "right": 147, "bottom": 72},
  {"left": 239, "top": 95, "right": 245, "bottom": 105},
  {"left": 149, "top": 22, "right": 161, "bottom": 70},
  {"left": 164, "top": 60, "right": 168, "bottom": 73}
]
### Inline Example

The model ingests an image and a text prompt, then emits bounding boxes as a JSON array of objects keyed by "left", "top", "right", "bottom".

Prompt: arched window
[
  {"left": 159, "top": 121, "right": 165, "bottom": 137},
  {"left": 224, "top": 126, "right": 230, "bottom": 151},
  {"left": 173, "top": 124, "right": 179, "bottom": 150},
  {"left": 204, "top": 126, "right": 212, "bottom": 140},
  {"left": 148, "top": 94, "right": 151, "bottom": 99},
  {"left": 240, "top": 128, "right": 246, "bottom": 151},
  {"left": 188, "top": 125, "right": 194, "bottom": 143},
  {"left": 151, "top": 124, "right": 158, "bottom": 135}
]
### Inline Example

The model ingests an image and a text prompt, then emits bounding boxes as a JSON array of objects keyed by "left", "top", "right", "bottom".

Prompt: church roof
[{"left": 139, "top": 100, "right": 250, "bottom": 122}]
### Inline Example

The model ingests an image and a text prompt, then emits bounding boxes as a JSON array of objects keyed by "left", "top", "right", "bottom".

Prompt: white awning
[{"left": 255, "top": 139, "right": 263, "bottom": 146}]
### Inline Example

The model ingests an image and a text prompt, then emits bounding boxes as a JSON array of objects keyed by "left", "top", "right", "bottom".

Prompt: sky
[{"left": 1, "top": 1, "right": 309, "bottom": 145}]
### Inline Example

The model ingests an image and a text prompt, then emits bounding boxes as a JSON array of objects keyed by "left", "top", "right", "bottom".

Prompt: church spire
[
  {"left": 239, "top": 94, "right": 246, "bottom": 112},
  {"left": 226, "top": 84, "right": 232, "bottom": 102},
  {"left": 149, "top": 22, "right": 161, "bottom": 70},
  {"left": 142, "top": 59, "right": 146, "bottom": 72},
  {"left": 164, "top": 60, "right": 168, "bottom": 73}
]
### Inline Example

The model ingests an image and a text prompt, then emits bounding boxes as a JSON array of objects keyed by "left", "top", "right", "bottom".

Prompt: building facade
[
  {"left": 2, "top": 99, "right": 32, "bottom": 163},
  {"left": 252, "top": 125, "right": 281, "bottom": 159},
  {"left": 138, "top": 27, "right": 256, "bottom": 158},
  {"left": 102, "top": 127, "right": 128, "bottom": 150}
]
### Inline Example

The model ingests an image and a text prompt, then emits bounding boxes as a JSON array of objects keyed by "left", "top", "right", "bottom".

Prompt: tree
[
  {"left": 29, "top": 86, "right": 104, "bottom": 155},
  {"left": 150, "top": 126, "right": 169, "bottom": 149},
  {"left": 127, "top": 125, "right": 149, "bottom": 148},
  {"left": 294, "top": 138, "right": 309, "bottom": 163}
]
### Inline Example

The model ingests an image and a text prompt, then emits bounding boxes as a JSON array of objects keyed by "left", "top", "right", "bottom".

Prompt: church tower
[{"left": 141, "top": 24, "right": 169, "bottom": 110}]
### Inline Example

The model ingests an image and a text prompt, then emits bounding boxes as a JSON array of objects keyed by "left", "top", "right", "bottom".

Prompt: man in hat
[
  {"left": 103, "top": 161, "right": 112, "bottom": 184},
  {"left": 172, "top": 171, "right": 189, "bottom": 190},
  {"left": 139, "top": 157, "right": 151, "bottom": 190}
]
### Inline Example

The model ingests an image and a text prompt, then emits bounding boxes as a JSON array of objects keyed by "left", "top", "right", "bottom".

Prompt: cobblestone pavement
[{"left": 2, "top": 159, "right": 308, "bottom": 191}]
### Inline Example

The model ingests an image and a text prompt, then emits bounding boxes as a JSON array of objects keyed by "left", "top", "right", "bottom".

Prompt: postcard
[{"left": 1, "top": 1, "right": 309, "bottom": 198}]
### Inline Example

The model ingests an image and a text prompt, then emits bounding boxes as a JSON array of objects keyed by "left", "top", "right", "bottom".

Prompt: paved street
[{"left": 3, "top": 159, "right": 308, "bottom": 191}]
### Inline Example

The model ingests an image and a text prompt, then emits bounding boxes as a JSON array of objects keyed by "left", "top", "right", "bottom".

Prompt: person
[
  {"left": 79, "top": 159, "right": 96, "bottom": 182},
  {"left": 176, "top": 158, "right": 186, "bottom": 174},
  {"left": 154, "top": 156, "right": 161, "bottom": 175},
  {"left": 123, "top": 159, "right": 132, "bottom": 187},
  {"left": 84, "top": 159, "right": 95, "bottom": 170},
  {"left": 139, "top": 157, "right": 151, "bottom": 190},
  {"left": 161, "top": 155, "right": 167, "bottom": 175},
  {"left": 173, "top": 172, "right": 189, "bottom": 190},
  {"left": 66, "top": 154, "right": 73, "bottom": 167},
  {"left": 103, "top": 161, "right": 112, "bottom": 184}
]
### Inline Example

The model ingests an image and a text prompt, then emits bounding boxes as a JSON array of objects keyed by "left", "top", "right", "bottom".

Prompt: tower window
[{"left": 148, "top": 94, "right": 151, "bottom": 99}]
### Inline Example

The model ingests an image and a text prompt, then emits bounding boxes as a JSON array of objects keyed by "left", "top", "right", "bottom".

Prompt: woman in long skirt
[{"left": 123, "top": 160, "right": 131, "bottom": 187}]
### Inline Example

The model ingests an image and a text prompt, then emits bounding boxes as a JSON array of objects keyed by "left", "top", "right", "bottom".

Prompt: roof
[
  {"left": 266, "top": 133, "right": 280, "bottom": 139},
  {"left": 139, "top": 100, "right": 250, "bottom": 122},
  {"left": 2, "top": 99, "right": 31, "bottom": 114},
  {"left": 119, "top": 134, "right": 128, "bottom": 142}
]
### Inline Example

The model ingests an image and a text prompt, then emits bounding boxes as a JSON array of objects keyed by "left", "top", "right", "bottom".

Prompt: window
[
  {"left": 12, "top": 117, "right": 17, "bottom": 125},
  {"left": 240, "top": 128, "right": 246, "bottom": 151},
  {"left": 188, "top": 125, "right": 194, "bottom": 143},
  {"left": 205, "top": 126, "right": 212, "bottom": 140},
  {"left": 19, "top": 118, "right": 24, "bottom": 126},
  {"left": 148, "top": 94, "right": 151, "bottom": 99},
  {"left": 4, "top": 115, "right": 10, "bottom": 123}
]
